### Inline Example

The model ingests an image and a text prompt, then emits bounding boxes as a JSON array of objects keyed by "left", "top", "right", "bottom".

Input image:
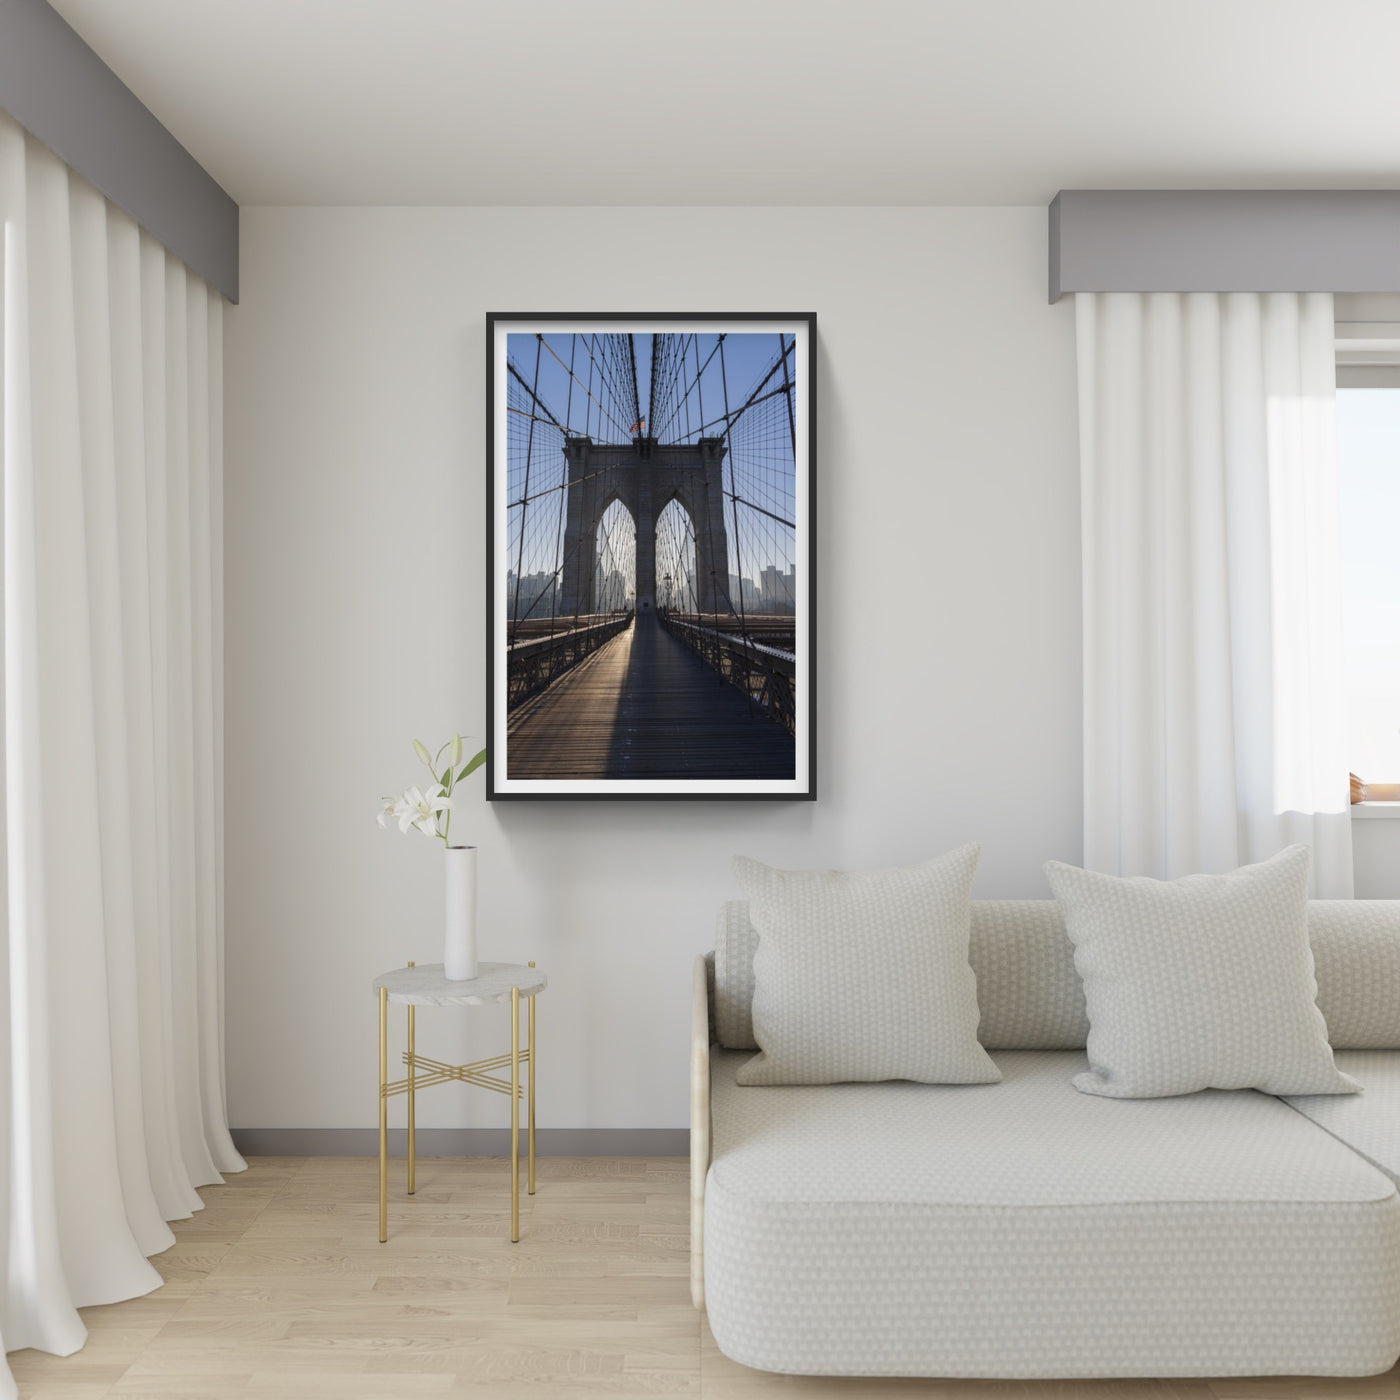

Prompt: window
[{"left": 1337, "top": 385, "right": 1400, "bottom": 798}]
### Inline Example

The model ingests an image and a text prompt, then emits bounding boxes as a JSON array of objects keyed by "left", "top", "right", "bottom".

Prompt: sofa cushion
[
  {"left": 962, "top": 898, "right": 1089, "bottom": 1049},
  {"left": 704, "top": 1048, "right": 1400, "bottom": 1377},
  {"left": 1284, "top": 1050, "right": 1400, "bottom": 1184},
  {"left": 714, "top": 900, "right": 758, "bottom": 1051},
  {"left": 1311, "top": 904, "right": 1400, "bottom": 1048},
  {"left": 733, "top": 846, "right": 1000, "bottom": 1085},
  {"left": 1045, "top": 848, "right": 1356, "bottom": 1098}
]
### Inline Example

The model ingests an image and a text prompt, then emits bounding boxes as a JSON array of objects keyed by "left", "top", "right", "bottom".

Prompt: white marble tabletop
[{"left": 372, "top": 961, "right": 547, "bottom": 1007}]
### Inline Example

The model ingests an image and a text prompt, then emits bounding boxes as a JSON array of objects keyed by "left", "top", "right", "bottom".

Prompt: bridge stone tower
[{"left": 558, "top": 435, "right": 732, "bottom": 616}]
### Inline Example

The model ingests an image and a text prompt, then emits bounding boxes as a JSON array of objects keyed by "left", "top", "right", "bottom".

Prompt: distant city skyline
[{"left": 510, "top": 563, "right": 796, "bottom": 619}]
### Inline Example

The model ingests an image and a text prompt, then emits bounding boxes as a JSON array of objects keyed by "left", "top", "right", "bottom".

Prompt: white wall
[
  {"left": 1353, "top": 817, "right": 1400, "bottom": 897},
  {"left": 223, "top": 206, "right": 1082, "bottom": 1131}
]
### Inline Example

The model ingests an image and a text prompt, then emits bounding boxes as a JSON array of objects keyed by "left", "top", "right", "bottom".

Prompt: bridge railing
[
  {"left": 507, "top": 613, "right": 633, "bottom": 710},
  {"left": 657, "top": 611, "right": 797, "bottom": 735}
]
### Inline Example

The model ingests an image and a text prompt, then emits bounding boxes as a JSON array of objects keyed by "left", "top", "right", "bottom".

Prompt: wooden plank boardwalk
[{"left": 507, "top": 612, "right": 794, "bottom": 780}]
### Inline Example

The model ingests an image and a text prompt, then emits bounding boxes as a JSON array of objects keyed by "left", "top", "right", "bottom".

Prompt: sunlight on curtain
[
  {"left": 1076, "top": 290, "right": 1353, "bottom": 895},
  {"left": 1266, "top": 385, "right": 1347, "bottom": 818},
  {"left": 0, "top": 109, "right": 242, "bottom": 1391}
]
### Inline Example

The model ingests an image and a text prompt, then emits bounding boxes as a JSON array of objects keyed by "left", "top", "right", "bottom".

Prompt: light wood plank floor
[{"left": 10, "top": 1156, "right": 1400, "bottom": 1400}]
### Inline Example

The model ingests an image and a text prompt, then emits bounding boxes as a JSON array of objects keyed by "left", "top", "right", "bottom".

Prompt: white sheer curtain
[
  {"left": 0, "top": 110, "right": 242, "bottom": 1389},
  {"left": 1076, "top": 291, "right": 1352, "bottom": 896}
]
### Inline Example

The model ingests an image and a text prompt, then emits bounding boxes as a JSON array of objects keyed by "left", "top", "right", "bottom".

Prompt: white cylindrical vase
[{"left": 443, "top": 845, "right": 478, "bottom": 981}]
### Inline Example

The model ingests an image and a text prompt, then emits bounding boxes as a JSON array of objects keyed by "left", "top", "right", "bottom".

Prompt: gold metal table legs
[
  {"left": 378, "top": 985, "right": 388, "bottom": 1243},
  {"left": 511, "top": 986, "right": 520, "bottom": 1243},
  {"left": 528, "top": 964, "right": 536, "bottom": 1197},
  {"left": 507, "top": 964, "right": 540, "bottom": 1241},
  {"left": 377, "top": 968, "right": 536, "bottom": 1245},
  {"left": 407, "top": 994, "right": 416, "bottom": 1196}
]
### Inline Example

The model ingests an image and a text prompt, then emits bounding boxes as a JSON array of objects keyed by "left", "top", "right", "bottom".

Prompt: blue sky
[{"left": 507, "top": 331, "right": 792, "bottom": 442}]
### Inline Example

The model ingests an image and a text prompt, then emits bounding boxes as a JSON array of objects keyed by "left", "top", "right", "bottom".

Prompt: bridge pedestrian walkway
[{"left": 506, "top": 612, "right": 795, "bottom": 780}]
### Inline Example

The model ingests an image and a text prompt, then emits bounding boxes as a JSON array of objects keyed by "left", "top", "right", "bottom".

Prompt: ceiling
[{"left": 46, "top": 0, "right": 1400, "bottom": 207}]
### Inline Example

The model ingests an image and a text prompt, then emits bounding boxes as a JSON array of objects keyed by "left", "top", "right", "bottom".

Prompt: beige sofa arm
[{"left": 691, "top": 953, "right": 712, "bottom": 1310}]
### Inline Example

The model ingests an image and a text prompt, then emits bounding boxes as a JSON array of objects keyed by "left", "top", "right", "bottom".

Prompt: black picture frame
[{"left": 486, "top": 312, "right": 816, "bottom": 801}]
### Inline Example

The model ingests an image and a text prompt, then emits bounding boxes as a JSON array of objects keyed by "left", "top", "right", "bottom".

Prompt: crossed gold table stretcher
[{"left": 373, "top": 960, "right": 547, "bottom": 1243}]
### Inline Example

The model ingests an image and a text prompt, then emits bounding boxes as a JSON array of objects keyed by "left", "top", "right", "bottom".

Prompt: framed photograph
[{"left": 486, "top": 313, "right": 816, "bottom": 800}]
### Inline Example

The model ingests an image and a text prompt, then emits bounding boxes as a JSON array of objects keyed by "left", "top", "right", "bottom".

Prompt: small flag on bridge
[{"left": 629, "top": 419, "right": 646, "bottom": 436}]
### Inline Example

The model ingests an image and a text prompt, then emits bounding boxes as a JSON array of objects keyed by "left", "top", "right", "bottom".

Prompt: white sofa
[{"left": 690, "top": 899, "right": 1400, "bottom": 1379}]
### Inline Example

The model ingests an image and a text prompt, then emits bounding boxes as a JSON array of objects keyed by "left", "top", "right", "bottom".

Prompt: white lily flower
[
  {"left": 393, "top": 784, "right": 453, "bottom": 839},
  {"left": 377, "top": 734, "right": 476, "bottom": 845}
]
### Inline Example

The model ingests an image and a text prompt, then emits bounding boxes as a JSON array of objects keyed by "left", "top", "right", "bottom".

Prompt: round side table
[{"left": 372, "top": 960, "right": 548, "bottom": 1244}]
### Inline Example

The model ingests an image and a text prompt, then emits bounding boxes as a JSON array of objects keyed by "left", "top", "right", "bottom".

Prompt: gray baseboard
[{"left": 230, "top": 1127, "right": 689, "bottom": 1157}]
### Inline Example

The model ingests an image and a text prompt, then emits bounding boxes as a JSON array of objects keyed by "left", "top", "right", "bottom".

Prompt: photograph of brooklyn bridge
[{"left": 497, "top": 324, "right": 806, "bottom": 791}]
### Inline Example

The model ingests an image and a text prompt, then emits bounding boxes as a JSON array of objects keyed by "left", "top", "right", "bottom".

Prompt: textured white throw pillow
[
  {"left": 734, "top": 844, "right": 1001, "bottom": 1086},
  {"left": 1044, "top": 846, "right": 1357, "bottom": 1099}
]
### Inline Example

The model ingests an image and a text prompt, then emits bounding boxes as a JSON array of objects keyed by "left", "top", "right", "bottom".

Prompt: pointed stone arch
[
  {"left": 558, "top": 435, "right": 732, "bottom": 616},
  {"left": 594, "top": 497, "right": 636, "bottom": 614},
  {"left": 655, "top": 494, "right": 698, "bottom": 611}
]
